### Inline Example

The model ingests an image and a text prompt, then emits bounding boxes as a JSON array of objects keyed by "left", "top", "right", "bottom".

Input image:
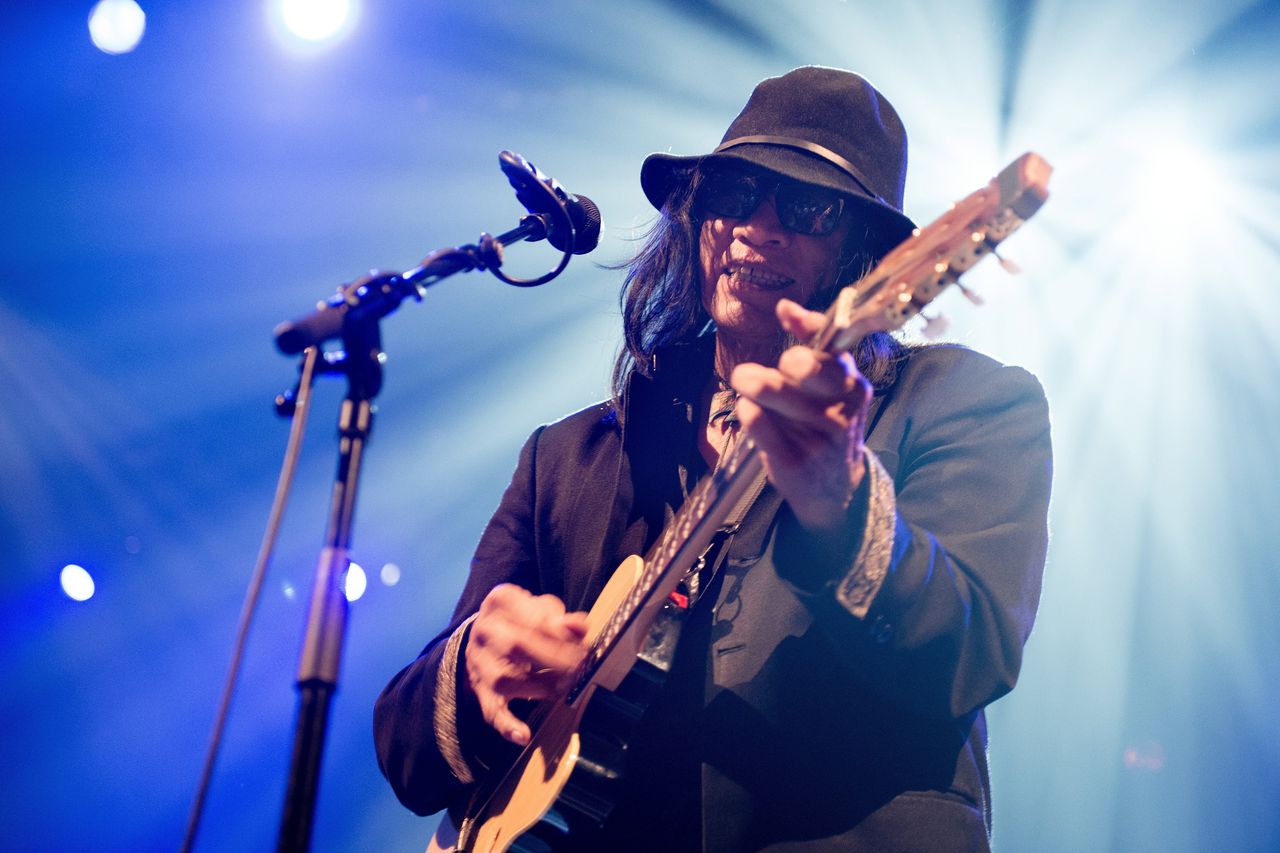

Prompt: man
[{"left": 375, "top": 66, "right": 1052, "bottom": 852}]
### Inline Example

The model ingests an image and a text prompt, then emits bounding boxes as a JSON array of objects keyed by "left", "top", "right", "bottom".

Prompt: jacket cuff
[
  {"left": 433, "top": 612, "right": 480, "bottom": 785},
  {"left": 834, "top": 448, "right": 896, "bottom": 619}
]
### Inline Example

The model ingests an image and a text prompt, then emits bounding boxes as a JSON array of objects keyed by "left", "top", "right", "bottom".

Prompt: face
[{"left": 699, "top": 189, "right": 852, "bottom": 352}]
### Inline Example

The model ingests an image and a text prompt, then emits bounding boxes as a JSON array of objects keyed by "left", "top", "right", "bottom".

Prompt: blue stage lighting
[
  {"left": 344, "top": 561, "right": 367, "bottom": 602},
  {"left": 87, "top": 0, "right": 146, "bottom": 54},
  {"left": 59, "top": 564, "right": 96, "bottom": 602}
]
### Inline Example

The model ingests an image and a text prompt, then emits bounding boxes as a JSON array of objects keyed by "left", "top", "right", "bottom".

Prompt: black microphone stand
[
  {"left": 274, "top": 205, "right": 582, "bottom": 852},
  {"left": 277, "top": 315, "right": 380, "bottom": 853}
]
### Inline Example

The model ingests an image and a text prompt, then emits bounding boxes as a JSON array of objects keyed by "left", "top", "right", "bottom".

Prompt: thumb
[{"left": 775, "top": 298, "right": 827, "bottom": 339}]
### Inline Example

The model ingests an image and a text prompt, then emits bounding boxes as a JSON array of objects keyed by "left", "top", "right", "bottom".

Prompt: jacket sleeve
[
  {"left": 773, "top": 350, "right": 1052, "bottom": 719},
  {"left": 373, "top": 427, "right": 546, "bottom": 816}
]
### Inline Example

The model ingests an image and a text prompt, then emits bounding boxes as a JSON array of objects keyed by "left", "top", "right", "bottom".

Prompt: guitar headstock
[{"left": 822, "top": 152, "right": 1052, "bottom": 353}]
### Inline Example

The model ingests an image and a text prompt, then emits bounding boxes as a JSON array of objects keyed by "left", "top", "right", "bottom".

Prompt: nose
[{"left": 732, "top": 195, "right": 790, "bottom": 247}]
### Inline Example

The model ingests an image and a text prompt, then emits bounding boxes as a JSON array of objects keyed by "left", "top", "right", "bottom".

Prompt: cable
[{"left": 181, "top": 346, "right": 320, "bottom": 853}]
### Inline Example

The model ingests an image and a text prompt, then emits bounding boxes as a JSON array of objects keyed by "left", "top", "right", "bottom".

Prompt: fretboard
[{"left": 568, "top": 436, "right": 764, "bottom": 701}]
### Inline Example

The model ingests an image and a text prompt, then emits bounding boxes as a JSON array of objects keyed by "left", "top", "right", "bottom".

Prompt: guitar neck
[{"left": 569, "top": 436, "right": 764, "bottom": 700}]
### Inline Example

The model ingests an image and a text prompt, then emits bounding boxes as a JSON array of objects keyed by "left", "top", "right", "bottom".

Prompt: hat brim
[{"left": 641, "top": 146, "right": 917, "bottom": 246}]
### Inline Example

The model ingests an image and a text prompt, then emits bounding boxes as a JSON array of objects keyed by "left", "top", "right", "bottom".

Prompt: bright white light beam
[{"left": 272, "top": 0, "right": 358, "bottom": 49}]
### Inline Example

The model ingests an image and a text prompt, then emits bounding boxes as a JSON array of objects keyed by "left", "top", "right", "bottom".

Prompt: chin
[{"left": 715, "top": 304, "right": 787, "bottom": 344}]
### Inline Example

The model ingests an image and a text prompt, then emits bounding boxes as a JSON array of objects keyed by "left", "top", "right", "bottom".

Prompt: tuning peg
[
  {"left": 979, "top": 236, "right": 1021, "bottom": 274},
  {"left": 994, "top": 251, "right": 1021, "bottom": 274},
  {"left": 921, "top": 312, "right": 951, "bottom": 339},
  {"left": 955, "top": 281, "right": 985, "bottom": 306}
]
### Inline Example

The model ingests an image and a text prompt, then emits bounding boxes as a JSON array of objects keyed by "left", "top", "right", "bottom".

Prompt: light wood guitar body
[{"left": 431, "top": 555, "right": 685, "bottom": 853}]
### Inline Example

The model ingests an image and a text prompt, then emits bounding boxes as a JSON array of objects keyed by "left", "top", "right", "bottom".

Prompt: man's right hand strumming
[{"left": 464, "top": 584, "right": 590, "bottom": 746}]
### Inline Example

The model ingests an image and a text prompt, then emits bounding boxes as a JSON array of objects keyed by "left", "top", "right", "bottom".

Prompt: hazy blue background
[{"left": 3, "top": 1, "right": 1278, "bottom": 850}]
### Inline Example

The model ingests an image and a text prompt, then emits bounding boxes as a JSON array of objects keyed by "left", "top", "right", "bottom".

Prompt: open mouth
[{"left": 724, "top": 265, "right": 794, "bottom": 291}]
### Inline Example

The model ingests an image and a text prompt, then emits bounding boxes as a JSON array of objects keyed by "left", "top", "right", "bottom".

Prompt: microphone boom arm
[{"left": 273, "top": 207, "right": 575, "bottom": 356}]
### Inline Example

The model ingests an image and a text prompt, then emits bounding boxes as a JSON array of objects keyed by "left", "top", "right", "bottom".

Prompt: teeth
[{"left": 726, "top": 266, "right": 793, "bottom": 289}]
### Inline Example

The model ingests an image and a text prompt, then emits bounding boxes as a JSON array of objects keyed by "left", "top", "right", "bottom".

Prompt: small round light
[
  {"left": 344, "top": 561, "right": 367, "bottom": 602},
  {"left": 380, "top": 562, "right": 401, "bottom": 586},
  {"left": 279, "top": 0, "right": 356, "bottom": 42},
  {"left": 60, "top": 564, "right": 96, "bottom": 602},
  {"left": 88, "top": 0, "right": 146, "bottom": 55}
]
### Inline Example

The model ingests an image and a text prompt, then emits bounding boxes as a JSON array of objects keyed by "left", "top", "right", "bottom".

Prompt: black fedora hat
[{"left": 641, "top": 66, "right": 915, "bottom": 242}]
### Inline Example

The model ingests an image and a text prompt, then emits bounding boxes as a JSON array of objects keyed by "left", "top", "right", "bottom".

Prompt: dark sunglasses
[{"left": 694, "top": 165, "right": 847, "bottom": 236}]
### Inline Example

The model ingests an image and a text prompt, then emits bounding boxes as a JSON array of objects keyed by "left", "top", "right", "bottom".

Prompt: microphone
[{"left": 498, "top": 150, "right": 602, "bottom": 254}]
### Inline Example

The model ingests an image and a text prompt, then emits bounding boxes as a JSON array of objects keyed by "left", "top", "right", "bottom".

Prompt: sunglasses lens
[
  {"left": 696, "top": 166, "right": 845, "bottom": 236},
  {"left": 776, "top": 185, "right": 845, "bottom": 236},
  {"left": 696, "top": 169, "right": 762, "bottom": 219}
]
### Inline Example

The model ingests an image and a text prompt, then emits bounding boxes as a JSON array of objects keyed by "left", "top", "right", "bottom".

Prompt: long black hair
[{"left": 610, "top": 167, "right": 907, "bottom": 406}]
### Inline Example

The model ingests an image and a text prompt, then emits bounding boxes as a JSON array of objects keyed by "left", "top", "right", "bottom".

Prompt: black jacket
[{"left": 374, "top": 341, "right": 1052, "bottom": 852}]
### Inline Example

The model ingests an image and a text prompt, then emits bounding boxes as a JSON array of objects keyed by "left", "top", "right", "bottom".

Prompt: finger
[
  {"left": 527, "top": 591, "right": 567, "bottom": 618},
  {"left": 733, "top": 363, "right": 852, "bottom": 438},
  {"left": 478, "top": 583, "right": 534, "bottom": 620},
  {"left": 775, "top": 298, "right": 829, "bottom": 339},
  {"left": 466, "top": 650, "right": 531, "bottom": 742},
  {"left": 775, "top": 347, "right": 859, "bottom": 398},
  {"left": 480, "top": 616, "right": 588, "bottom": 674},
  {"left": 470, "top": 642, "right": 562, "bottom": 707},
  {"left": 485, "top": 697, "right": 531, "bottom": 746},
  {"left": 736, "top": 396, "right": 811, "bottom": 471},
  {"left": 561, "top": 611, "right": 590, "bottom": 637},
  {"left": 744, "top": 405, "right": 863, "bottom": 531},
  {"left": 843, "top": 365, "right": 874, "bottom": 422},
  {"left": 485, "top": 587, "right": 582, "bottom": 645},
  {"left": 491, "top": 664, "right": 565, "bottom": 701},
  {"left": 509, "top": 633, "right": 589, "bottom": 674},
  {"left": 476, "top": 587, "right": 578, "bottom": 648},
  {"left": 528, "top": 595, "right": 590, "bottom": 643},
  {"left": 738, "top": 390, "right": 863, "bottom": 488}
]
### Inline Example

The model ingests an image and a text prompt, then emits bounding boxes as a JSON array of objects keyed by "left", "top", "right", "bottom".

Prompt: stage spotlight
[
  {"left": 1103, "top": 131, "right": 1237, "bottom": 284},
  {"left": 60, "top": 564, "right": 96, "bottom": 602},
  {"left": 88, "top": 0, "right": 146, "bottom": 55},
  {"left": 1132, "top": 139, "right": 1222, "bottom": 232},
  {"left": 379, "top": 562, "right": 401, "bottom": 587},
  {"left": 270, "top": 0, "right": 358, "bottom": 50},
  {"left": 344, "top": 561, "right": 367, "bottom": 602}
]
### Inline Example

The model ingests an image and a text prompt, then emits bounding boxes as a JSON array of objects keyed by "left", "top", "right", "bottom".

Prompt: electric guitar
[{"left": 429, "top": 152, "right": 1053, "bottom": 853}]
